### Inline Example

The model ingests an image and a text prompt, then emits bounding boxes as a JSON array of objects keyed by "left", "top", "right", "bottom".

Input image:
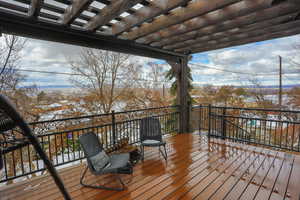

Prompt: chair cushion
[
  {"left": 90, "top": 151, "right": 110, "bottom": 171},
  {"left": 100, "top": 153, "right": 130, "bottom": 174},
  {"left": 142, "top": 139, "right": 166, "bottom": 146}
]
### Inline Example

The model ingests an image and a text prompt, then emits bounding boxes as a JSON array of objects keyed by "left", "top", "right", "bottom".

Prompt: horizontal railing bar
[
  {"left": 211, "top": 113, "right": 300, "bottom": 124},
  {"left": 193, "top": 105, "right": 300, "bottom": 114},
  {"left": 29, "top": 105, "right": 179, "bottom": 125},
  {"left": 33, "top": 111, "right": 179, "bottom": 137}
]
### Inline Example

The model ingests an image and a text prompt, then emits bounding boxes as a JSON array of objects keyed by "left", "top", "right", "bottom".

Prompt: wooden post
[
  {"left": 167, "top": 56, "right": 189, "bottom": 133},
  {"left": 180, "top": 57, "right": 189, "bottom": 133}
]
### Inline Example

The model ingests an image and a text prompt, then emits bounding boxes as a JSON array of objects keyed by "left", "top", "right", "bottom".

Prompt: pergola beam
[
  {"left": 168, "top": 12, "right": 298, "bottom": 51},
  {"left": 60, "top": 0, "right": 93, "bottom": 25},
  {"left": 85, "top": 0, "right": 142, "bottom": 32},
  {"left": 0, "top": 10, "right": 184, "bottom": 63},
  {"left": 155, "top": 1, "right": 300, "bottom": 48},
  {"left": 121, "top": 0, "right": 240, "bottom": 40},
  {"left": 28, "top": 0, "right": 43, "bottom": 19},
  {"left": 189, "top": 25, "right": 300, "bottom": 54},
  {"left": 112, "top": 0, "right": 190, "bottom": 36},
  {"left": 143, "top": 0, "right": 274, "bottom": 45}
]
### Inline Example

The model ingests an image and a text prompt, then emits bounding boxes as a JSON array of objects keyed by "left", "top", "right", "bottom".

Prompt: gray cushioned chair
[
  {"left": 79, "top": 132, "right": 132, "bottom": 191},
  {"left": 140, "top": 117, "right": 167, "bottom": 161}
]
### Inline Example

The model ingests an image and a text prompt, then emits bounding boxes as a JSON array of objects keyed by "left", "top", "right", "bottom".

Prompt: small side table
[{"left": 111, "top": 145, "right": 141, "bottom": 165}]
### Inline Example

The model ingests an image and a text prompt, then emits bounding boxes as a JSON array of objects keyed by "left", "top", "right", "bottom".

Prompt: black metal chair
[
  {"left": 78, "top": 132, "right": 132, "bottom": 191},
  {"left": 0, "top": 94, "right": 71, "bottom": 200},
  {"left": 140, "top": 117, "right": 167, "bottom": 161}
]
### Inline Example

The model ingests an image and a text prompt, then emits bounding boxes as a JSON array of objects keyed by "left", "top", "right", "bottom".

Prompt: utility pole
[
  {"left": 163, "top": 84, "right": 165, "bottom": 98},
  {"left": 279, "top": 55, "right": 282, "bottom": 109}
]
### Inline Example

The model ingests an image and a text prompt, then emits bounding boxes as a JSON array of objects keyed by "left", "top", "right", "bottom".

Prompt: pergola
[{"left": 0, "top": 0, "right": 300, "bottom": 133}]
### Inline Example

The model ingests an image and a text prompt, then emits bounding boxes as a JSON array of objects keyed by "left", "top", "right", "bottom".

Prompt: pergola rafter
[
  {"left": 60, "top": 0, "right": 94, "bottom": 25},
  {"left": 111, "top": 0, "right": 190, "bottom": 36},
  {"left": 28, "top": 0, "right": 43, "bottom": 19},
  {"left": 0, "top": 0, "right": 300, "bottom": 134},
  {"left": 171, "top": 12, "right": 299, "bottom": 51},
  {"left": 188, "top": 26, "right": 300, "bottom": 53},
  {"left": 85, "top": 0, "right": 142, "bottom": 32},
  {"left": 162, "top": 3, "right": 300, "bottom": 50},
  {"left": 121, "top": 0, "right": 241, "bottom": 41},
  {"left": 148, "top": 0, "right": 275, "bottom": 47}
]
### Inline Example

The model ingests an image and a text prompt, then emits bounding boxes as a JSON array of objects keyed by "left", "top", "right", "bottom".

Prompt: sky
[{"left": 2, "top": 33, "right": 300, "bottom": 89}]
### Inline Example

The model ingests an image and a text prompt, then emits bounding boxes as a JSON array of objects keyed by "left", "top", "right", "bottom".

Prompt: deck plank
[
  {"left": 0, "top": 133, "right": 300, "bottom": 200},
  {"left": 269, "top": 153, "right": 294, "bottom": 200},
  {"left": 194, "top": 146, "right": 262, "bottom": 200},
  {"left": 180, "top": 144, "right": 256, "bottom": 200},
  {"left": 253, "top": 151, "right": 286, "bottom": 200},
  {"left": 164, "top": 143, "right": 254, "bottom": 200},
  {"left": 285, "top": 155, "right": 300, "bottom": 200},
  {"left": 219, "top": 148, "right": 272, "bottom": 200},
  {"left": 237, "top": 150, "right": 278, "bottom": 200}
]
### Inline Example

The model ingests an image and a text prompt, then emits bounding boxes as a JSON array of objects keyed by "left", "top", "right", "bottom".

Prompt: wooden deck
[{"left": 1, "top": 133, "right": 300, "bottom": 200}]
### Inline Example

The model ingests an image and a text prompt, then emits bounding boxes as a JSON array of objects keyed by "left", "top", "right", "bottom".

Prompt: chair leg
[
  {"left": 80, "top": 165, "right": 125, "bottom": 191},
  {"left": 140, "top": 145, "right": 145, "bottom": 162},
  {"left": 159, "top": 145, "right": 167, "bottom": 162}
]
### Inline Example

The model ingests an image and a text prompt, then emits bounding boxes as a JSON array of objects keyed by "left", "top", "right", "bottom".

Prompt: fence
[
  {"left": 0, "top": 106, "right": 179, "bottom": 184},
  {"left": 194, "top": 105, "right": 300, "bottom": 152}
]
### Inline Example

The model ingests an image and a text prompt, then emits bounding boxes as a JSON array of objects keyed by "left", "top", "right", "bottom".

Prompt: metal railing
[
  {"left": 194, "top": 105, "right": 300, "bottom": 152},
  {"left": 0, "top": 106, "right": 179, "bottom": 184}
]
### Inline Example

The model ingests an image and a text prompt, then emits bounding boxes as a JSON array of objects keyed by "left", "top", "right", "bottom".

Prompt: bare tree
[
  {"left": 0, "top": 34, "right": 27, "bottom": 92},
  {"left": 68, "top": 49, "right": 138, "bottom": 114},
  {"left": 122, "top": 62, "right": 172, "bottom": 110},
  {"left": 247, "top": 78, "right": 276, "bottom": 109}
]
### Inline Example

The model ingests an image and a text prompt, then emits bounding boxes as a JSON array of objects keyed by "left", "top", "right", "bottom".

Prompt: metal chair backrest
[
  {"left": 140, "top": 117, "right": 162, "bottom": 142},
  {"left": 78, "top": 132, "right": 103, "bottom": 172}
]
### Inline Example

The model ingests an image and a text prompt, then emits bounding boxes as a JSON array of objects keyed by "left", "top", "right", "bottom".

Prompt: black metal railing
[
  {"left": 194, "top": 105, "right": 300, "bottom": 152},
  {"left": 0, "top": 106, "right": 179, "bottom": 184}
]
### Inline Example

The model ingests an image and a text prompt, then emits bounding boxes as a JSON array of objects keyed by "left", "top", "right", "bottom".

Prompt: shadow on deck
[{"left": 1, "top": 133, "right": 300, "bottom": 200}]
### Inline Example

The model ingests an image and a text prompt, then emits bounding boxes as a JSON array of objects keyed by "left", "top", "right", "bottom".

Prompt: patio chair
[
  {"left": 79, "top": 132, "right": 132, "bottom": 191},
  {"left": 140, "top": 117, "right": 167, "bottom": 161}
]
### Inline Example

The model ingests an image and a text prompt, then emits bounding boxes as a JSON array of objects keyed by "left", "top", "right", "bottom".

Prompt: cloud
[
  {"left": 191, "top": 34, "right": 300, "bottom": 86},
  {"left": 1, "top": 36, "right": 167, "bottom": 87},
  {"left": 1, "top": 33, "right": 300, "bottom": 88}
]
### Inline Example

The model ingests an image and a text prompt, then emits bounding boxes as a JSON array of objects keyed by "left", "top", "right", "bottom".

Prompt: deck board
[{"left": 1, "top": 133, "right": 300, "bottom": 200}]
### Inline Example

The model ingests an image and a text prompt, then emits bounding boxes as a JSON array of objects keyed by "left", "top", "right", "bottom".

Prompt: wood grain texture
[{"left": 1, "top": 133, "right": 300, "bottom": 200}]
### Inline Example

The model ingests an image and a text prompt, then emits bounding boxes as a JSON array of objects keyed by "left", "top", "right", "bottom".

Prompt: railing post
[
  {"left": 208, "top": 104, "right": 211, "bottom": 137},
  {"left": 222, "top": 107, "right": 226, "bottom": 140},
  {"left": 112, "top": 110, "right": 116, "bottom": 145}
]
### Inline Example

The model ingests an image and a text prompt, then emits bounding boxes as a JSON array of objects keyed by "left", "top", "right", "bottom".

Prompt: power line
[
  {"left": 7, "top": 68, "right": 171, "bottom": 83},
  {"left": 189, "top": 63, "right": 268, "bottom": 75},
  {"left": 14, "top": 69, "right": 82, "bottom": 76},
  {"left": 283, "top": 57, "right": 300, "bottom": 68},
  {"left": 189, "top": 63, "right": 299, "bottom": 76}
]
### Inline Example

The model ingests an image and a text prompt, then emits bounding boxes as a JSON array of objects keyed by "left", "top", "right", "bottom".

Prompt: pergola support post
[{"left": 168, "top": 56, "right": 190, "bottom": 133}]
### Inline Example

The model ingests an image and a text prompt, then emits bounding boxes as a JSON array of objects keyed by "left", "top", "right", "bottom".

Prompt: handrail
[
  {"left": 193, "top": 104, "right": 300, "bottom": 114},
  {"left": 29, "top": 105, "right": 179, "bottom": 125}
]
